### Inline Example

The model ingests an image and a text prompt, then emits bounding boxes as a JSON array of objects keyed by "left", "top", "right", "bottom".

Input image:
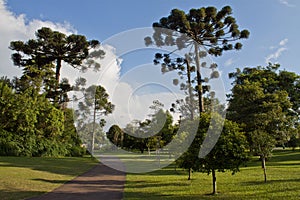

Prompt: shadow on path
[{"left": 27, "top": 162, "right": 126, "bottom": 200}]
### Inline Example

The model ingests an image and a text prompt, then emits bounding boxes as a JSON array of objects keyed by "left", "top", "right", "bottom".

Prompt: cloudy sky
[{"left": 1, "top": 0, "right": 300, "bottom": 127}]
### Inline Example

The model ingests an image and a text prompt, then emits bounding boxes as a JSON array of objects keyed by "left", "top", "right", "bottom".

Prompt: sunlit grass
[
  {"left": 125, "top": 149, "right": 300, "bottom": 199},
  {"left": 0, "top": 156, "right": 97, "bottom": 200}
]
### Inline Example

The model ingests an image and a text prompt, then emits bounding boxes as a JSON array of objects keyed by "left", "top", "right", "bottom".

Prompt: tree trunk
[
  {"left": 56, "top": 58, "right": 62, "bottom": 82},
  {"left": 55, "top": 58, "right": 62, "bottom": 105},
  {"left": 188, "top": 168, "right": 191, "bottom": 180},
  {"left": 91, "top": 98, "right": 97, "bottom": 155},
  {"left": 185, "top": 54, "right": 194, "bottom": 120},
  {"left": 212, "top": 169, "right": 217, "bottom": 194},
  {"left": 261, "top": 155, "right": 267, "bottom": 183},
  {"left": 194, "top": 42, "right": 204, "bottom": 113}
]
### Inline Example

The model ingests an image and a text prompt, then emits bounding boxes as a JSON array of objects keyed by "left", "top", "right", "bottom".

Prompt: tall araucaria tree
[
  {"left": 75, "top": 85, "right": 114, "bottom": 154},
  {"left": 10, "top": 27, "right": 105, "bottom": 104},
  {"left": 145, "top": 6, "right": 249, "bottom": 114}
]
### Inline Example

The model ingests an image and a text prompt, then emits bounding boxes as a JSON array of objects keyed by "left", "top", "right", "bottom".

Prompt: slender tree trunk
[
  {"left": 194, "top": 42, "right": 204, "bottom": 113},
  {"left": 261, "top": 155, "right": 267, "bottom": 183},
  {"left": 188, "top": 168, "right": 191, "bottom": 180},
  {"left": 91, "top": 99, "right": 96, "bottom": 155},
  {"left": 185, "top": 54, "right": 194, "bottom": 120},
  {"left": 55, "top": 58, "right": 62, "bottom": 105},
  {"left": 212, "top": 169, "right": 217, "bottom": 194},
  {"left": 55, "top": 58, "right": 62, "bottom": 83},
  {"left": 121, "top": 132, "right": 124, "bottom": 148}
]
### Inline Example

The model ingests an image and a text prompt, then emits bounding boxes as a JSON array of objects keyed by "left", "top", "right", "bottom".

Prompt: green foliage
[
  {"left": 146, "top": 6, "right": 249, "bottom": 55},
  {"left": 177, "top": 112, "right": 248, "bottom": 191},
  {"left": 75, "top": 85, "right": 114, "bottom": 153},
  {"left": 10, "top": 27, "right": 104, "bottom": 104},
  {"left": 107, "top": 124, "right": 124, "bottom": 147},
  {"left": 0, "top": 79, "right": 84, "bottom": 157},
  {"left": 147, "top": 6, "right": 249, "bottom": 114},
  {"left": 227, "top": 64, "right": 298, "bottom": 182},
  {"left": 287, "top": 133, "right": 300, "bottom": 150},
  {"left": 228, "top": 64, "right": 297, "bottom": 148}
]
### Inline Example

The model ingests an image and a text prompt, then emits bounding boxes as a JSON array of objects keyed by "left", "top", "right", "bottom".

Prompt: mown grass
[
  {"left": 0, "top": 156, "right": 97, "bottom": 200},
  {"left": 125, "top": 149, "right": 300, "bottom": 200}
]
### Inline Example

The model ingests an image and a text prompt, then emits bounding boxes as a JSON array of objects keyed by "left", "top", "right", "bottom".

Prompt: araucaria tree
[
  {"left": 10, "top": 27, "right": 104, "bottom": 105},
  {"left": 75, "top": 85, "right": 114, "bottom": 154},
  {"left": 145, "top": 5, "right": 249, "bottom": 113}
]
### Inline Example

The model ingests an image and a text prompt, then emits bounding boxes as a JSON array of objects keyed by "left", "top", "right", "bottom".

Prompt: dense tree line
[
  {"left": 0, "top": 27, "right": 105, "bottom": 157},
  {"left": 0, "top": 78, "right": 84, "bottom": 156}
]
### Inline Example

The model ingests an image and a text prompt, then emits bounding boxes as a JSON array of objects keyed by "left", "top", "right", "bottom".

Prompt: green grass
[
  {"left": 1, "top": 149, "right": 299, "bottom": 200},
  {"left": 0, "top": 156, "right": 97, "bottom": 200},
  {"left": 125, "top": 149, "right": 300, "bottom": 200}
]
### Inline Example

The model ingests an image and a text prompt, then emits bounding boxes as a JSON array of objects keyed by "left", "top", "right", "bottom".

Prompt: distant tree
[
  {"left": 107, "top": 124, "right": 124, "bottom": 148},
  {"left": 146, "top": 5, "right": 249, "bottom": 113},
  {"left": 75, "top": 85, "right": 114, "bottom": 154},
  {"left": 287, "top": 133, "right": 300, "bottom": 151},
  {"left": 10, "top": 27, "right": 104, "bottom": 104},
  {"left": 122, "top": 121, "right": 148, "bottom": 153}
]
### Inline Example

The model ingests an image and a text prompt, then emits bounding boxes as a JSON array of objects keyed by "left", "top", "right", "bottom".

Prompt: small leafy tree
[{"left": 177, "top": 112, "right": 248, "bottom": 194}]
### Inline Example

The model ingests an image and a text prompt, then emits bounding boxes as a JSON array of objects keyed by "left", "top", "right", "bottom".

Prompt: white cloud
[
  {"left": 0, "top": 0, "right": 206, "bottom": 133},
  {"left": 0, "top": 0, "right": 75, "bottom": 78},
  {"left": 265, "top": 47, "right": 287, "bottom": 63},
  {"left": 279, "top": 0, "right": 295, "bottom": 7},
  {"left": 265, "top": 38, "right": 288, "bottom": 63},
  {"left": 0, "top": 0, "right": 181, "bottom": 130},
  {"left": 279, "top": 38, "right": 288, "bottom": 46},
  {"left": 224, "top": 58, "right": 235, "bottom": 67}
]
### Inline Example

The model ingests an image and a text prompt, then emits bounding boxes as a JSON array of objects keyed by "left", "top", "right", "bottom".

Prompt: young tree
[
  {"left": 176, "top": 112, "right": 248, "bottom": 195},
  {"left": 200, "top": 116, "right": 248, "bottom": 194},
  {"left": 146, "top": 6, "right": 249, "bottom": 113}
]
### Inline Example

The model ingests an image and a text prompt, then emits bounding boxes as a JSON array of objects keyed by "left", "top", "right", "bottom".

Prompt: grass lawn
[
  {"left": 125, "top": 149, "right": 300, "bottom": 200},
  {"left": 0, "top": 156, "right": 97, "bottom": 200}
]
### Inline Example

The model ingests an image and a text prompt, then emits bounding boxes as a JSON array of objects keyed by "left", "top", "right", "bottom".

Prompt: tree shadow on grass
[
  {"left": 241, "top": 178, "right": 300, "bottom": 186},
  {"left": 125, "top": 191, "right": 247, "bottom": 200},
  {"left": 0, "top": 189, "right": 45, "bottom": 200},
  {"left": 0, "top": 156, "right": 97, "bottom": 176},
  {"left": 31, "top": 178, "right": 68, "bottom": 184},
  {"left": 125, "top": 180, "right": 189, "bottom": 189}
]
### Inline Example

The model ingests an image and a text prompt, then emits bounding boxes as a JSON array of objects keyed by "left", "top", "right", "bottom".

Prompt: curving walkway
[{"left": 28, "top": 162, "right": 126, "bottom": 200}]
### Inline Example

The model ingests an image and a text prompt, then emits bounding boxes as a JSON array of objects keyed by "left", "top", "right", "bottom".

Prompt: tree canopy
[
  {"left": 10, "top": 27, "right": 104, "bottom": 104},
  {"left": 146, "top": 5, "right": 249, "bottom": 113}
]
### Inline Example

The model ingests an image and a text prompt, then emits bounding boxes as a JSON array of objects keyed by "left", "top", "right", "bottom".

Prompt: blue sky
[
  {"left": 3, "top": 0, "right": 300, "bottom": 86},
  {"left": 1, "top": 0, "right": 300, "bottom": 126}
]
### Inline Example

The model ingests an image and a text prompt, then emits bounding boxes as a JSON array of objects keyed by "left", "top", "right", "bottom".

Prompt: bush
[
  {"left": 0, "top": 130, "right": 20, "bottom": 156},
  {"left": 68, "top": 146, "right": 87, "bottom": 157}
]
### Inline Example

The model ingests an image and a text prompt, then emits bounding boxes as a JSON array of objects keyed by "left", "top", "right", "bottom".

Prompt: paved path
[{"left": 28, "top": 162, "right": 126, "bottom": 200}]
